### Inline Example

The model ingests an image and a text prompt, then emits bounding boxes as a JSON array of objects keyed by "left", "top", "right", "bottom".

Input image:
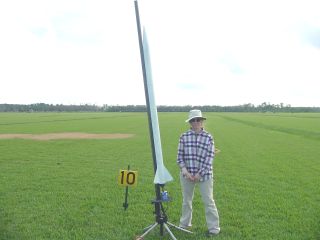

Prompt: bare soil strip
[{"left": 0, "top": 132, "right": 134, "bottom": 141}]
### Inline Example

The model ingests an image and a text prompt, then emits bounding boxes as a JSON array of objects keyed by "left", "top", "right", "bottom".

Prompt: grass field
[{"left": 0, "top": 112, "right": 319, "bottom": 240}]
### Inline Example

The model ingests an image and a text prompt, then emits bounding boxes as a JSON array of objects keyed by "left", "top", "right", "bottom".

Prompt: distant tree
[{"left": 0, "top": 103, "right": 319, "bottom": 113}]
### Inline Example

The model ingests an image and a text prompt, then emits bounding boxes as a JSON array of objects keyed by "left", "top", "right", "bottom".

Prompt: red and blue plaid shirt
[{"left": 177, "top": 129, "right": 215, "bottom": 181}]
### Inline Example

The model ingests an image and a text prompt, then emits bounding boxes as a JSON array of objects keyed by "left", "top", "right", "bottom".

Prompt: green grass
[{"left": 0, "top": 112, "right": 319, "bottom": 239}]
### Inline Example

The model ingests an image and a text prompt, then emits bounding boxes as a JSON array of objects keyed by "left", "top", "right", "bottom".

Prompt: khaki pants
[{"left": 179, "top": 174, "right": 220, "bottom": 233}]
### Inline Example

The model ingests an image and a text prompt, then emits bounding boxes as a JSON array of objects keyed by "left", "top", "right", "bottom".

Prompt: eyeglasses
[{"left": 190, "top": 118, "right": 203, "bottom": 123}]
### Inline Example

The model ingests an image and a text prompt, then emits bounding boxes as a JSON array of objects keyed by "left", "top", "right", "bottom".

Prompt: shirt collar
[{"left": 189, "top": 128, "right": 204, "bottom": 134}]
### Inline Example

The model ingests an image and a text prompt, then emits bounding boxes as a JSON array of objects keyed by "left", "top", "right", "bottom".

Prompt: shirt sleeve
[
  {"left": 198, "top": 136, "right": 214, "bottom": 177},
  {"left": 177, "top": 136, "right": 186, "bottom": 169}
]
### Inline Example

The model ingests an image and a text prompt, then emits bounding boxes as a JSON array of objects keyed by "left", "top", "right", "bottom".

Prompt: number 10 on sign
[{"left": 118, "top": 170, "right": 138, "bottom": 187}]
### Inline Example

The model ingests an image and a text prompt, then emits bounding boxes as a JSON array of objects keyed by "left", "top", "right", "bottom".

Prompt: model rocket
[{"left": 134, "top": 0, "right": 173, "bottom": 185}]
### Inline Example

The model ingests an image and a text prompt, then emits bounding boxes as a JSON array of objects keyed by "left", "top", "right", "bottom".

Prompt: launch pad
[
  {"left": 137, "top": 185, "right": 192, "bottom": 240},
  {"left": 133, "top": 0, "right": 193, "bottom": 238}
]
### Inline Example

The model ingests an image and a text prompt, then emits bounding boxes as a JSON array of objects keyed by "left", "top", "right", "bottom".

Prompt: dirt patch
[{"left": 0, "top": 132, "right": 134, "bottom": 141}]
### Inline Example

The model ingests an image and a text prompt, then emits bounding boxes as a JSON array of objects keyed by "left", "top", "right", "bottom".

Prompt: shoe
[
  {"left": 206, "top": 231, "right": 219, "bottom": 237},
  {"left": 178, "top": 224, "right": 192, "bottom": 230}
]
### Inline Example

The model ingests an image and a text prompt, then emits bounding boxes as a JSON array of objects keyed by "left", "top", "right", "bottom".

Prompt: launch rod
[{"left": 134, "top": 0, "right": 162, "bottom": 202}]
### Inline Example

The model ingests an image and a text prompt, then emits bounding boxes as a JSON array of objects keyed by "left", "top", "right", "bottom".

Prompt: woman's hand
[
  {"left": 181, "top": 167, "right": 194, "bottom": 181},
  {"left": 192, "top": 173, "right": 201, "bottom": 182}
]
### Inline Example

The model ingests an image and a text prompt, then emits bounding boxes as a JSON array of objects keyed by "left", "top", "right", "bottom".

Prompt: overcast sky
[{"left": 0, "top": 0, "right": 319, "bottom": 107}]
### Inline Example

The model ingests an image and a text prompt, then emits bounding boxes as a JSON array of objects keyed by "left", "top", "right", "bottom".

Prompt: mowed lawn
[{"left": 0, "top": 112, "right": 319, "bottom": 240}]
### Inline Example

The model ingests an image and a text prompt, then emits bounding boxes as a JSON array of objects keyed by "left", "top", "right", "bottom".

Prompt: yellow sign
[{"left": 118, "top": 170, "right": 138, "bottom": 187}]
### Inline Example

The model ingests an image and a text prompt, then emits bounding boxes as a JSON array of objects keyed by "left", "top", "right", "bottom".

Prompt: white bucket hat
[{"left": 185, "top": 109, "right": 206, "bottom": 123}]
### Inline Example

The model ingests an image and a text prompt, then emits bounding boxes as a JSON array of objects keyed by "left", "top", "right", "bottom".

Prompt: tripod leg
[
  {"left": 160, "top": 222, "right": 164, "bottom": 236},
  {"left": 139, "top": 222, "right": 158, "bottom": 239},
  {"left": 143, "top": 223, "right": 155, "bottom": 232},
  {"left": 163, "top": 223, "right": 177, "bottom": 240},
  {"left": 167, "top": 222, "right": 193, "bottom": 234}
]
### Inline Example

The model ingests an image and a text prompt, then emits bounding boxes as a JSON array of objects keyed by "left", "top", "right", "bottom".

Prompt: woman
[{"left": 177, "top": 109, "right": 220, "bottom": 236}]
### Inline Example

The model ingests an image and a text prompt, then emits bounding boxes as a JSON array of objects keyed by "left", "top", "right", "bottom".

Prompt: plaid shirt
[{"left": 177, "top": 129, "right": 215, "bottom": 181}]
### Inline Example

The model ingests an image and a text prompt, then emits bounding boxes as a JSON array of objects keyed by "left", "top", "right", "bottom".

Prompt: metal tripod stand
[{"left": 137, "top": 185, "right": 193, "bottom": 240}]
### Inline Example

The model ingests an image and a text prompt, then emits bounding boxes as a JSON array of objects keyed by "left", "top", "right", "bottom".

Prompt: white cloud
[{"left": 0, "top": 0, "right": 319, "bottom": 106}]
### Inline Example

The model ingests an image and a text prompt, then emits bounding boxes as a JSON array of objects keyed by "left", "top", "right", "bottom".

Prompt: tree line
[{"left": 0, "top": 103, "right": 319, "bottom": 113}]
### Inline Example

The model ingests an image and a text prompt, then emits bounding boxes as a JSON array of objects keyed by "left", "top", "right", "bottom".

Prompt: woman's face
[{"left": 189, "top": 118, "right": 204, "bottom": 132}]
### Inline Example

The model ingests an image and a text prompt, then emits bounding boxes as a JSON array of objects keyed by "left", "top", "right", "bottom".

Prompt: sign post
[{"left": 118, "top": 165, "right": 138, "bottom": 210}]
